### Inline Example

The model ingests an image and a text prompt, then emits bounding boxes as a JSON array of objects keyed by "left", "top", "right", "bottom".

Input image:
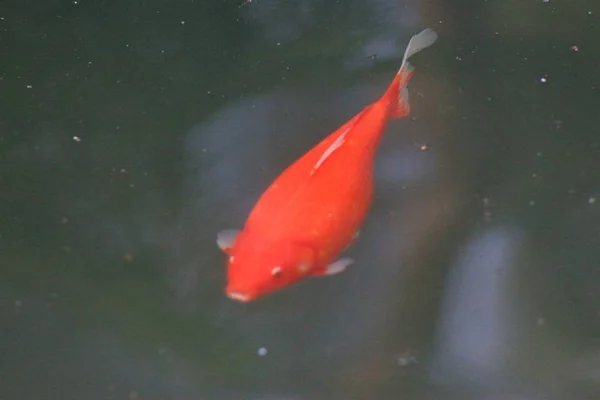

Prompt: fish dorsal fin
[{"left": 310, "top": 127, "right": 350, "bottom": 176}]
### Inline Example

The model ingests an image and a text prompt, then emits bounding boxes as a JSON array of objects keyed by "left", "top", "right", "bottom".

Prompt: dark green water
[{"left": 2, "top": 0, "right": 600, "bottom": 399}]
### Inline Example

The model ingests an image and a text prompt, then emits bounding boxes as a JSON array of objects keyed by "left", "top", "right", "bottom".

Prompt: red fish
[{"left": 217, "top": 29, "right": 437, "bottom": 302}]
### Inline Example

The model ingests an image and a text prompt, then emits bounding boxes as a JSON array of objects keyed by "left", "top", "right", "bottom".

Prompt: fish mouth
[{"left": 226, "top": 290, "right": 251, "bottom": 303}]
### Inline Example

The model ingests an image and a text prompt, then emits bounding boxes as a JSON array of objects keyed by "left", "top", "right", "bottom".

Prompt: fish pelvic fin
[{"left": 385, "top": 28, "right": 438, "bottom": 119}]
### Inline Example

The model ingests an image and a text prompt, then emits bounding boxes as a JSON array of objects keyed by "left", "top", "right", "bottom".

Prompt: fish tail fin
[{"left": 385, "top": 28, "right": 438, "bottom": 119}]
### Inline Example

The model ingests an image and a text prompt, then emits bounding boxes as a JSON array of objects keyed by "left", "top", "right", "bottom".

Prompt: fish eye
[{"left": 271, "top": 266, "right": 282, "bottom": 277}]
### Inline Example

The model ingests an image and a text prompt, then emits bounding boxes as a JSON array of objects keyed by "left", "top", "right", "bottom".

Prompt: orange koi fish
[{"left": 217, "top": 29, "right": 437, "bottom": 302}]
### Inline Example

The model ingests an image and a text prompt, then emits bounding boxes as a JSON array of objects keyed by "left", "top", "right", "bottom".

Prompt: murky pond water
[{"left": 2, "top": 0, "right": 599, "bottom": 399}]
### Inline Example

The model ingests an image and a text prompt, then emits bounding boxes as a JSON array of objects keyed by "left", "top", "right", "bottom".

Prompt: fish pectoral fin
[
  {"left": 312, "top": 257, "right": 354, "bottom": 276},
  {"left": 217, "top": 229, "right": 240, "bottom": 254}
]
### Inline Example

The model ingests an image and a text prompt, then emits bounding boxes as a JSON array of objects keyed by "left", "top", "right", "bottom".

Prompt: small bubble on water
[
  {"left": 257, "top": 347, "right": 268, "bottom": 357},
  {"left": 589, "top": 197, "right": 597, "bottom": 204},
  {"left": 73, "top": 136, "right": 81, "bottom": 142},
  {"left": 540, "top": 77, "right": 547, "bottom": 83}
]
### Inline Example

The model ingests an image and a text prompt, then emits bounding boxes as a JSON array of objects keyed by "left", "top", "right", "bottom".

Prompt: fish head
[{"left": 224, "top": 238, "right": 316, "bottom": 302}]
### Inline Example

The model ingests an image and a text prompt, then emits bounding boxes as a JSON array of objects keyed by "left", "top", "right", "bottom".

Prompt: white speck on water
[
  {"left": 589, "top": 197, "right": 597, "bottom": 204},
  {"left": 257, "top": 347, "right": 268, "bottom": 356},
  {"left": 26, "top": 84, "right": 32, "bottom": 89},
  {"left": 540, "top": 77, "right": 547, "bottom": 83},
  {"left": 73, "top": 136, "right": 81, "bottom": 142},
  {"left": 542, "top": 0, "right": 549, "bottom": 3},
  {"left": 180, "top": 20, "right": 186, "bottom": 25},
  {"left": 396, "top": 353, "right": 417, "bottom": 367}
]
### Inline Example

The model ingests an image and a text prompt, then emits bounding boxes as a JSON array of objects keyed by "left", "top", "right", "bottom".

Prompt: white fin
[
  {"left": 310, "top": 128, "right": 350, "bottom": 175},
  {"left": 226, "top": 291, "right": 250, "bottom": 302},
  {"left": 324, "top": 257, "right": 354, "bottom": 275},
  {"left": 401, "top": 87, "right": 409, "bottom": 104},
  {"left": 390, "top": 29, "right": 436, "bottom": 119},
  {"left": 401, "top": 28, "right": 438, "bottom": 67},
  {"left": 217, "top": 229, "right": 240, "bottom": 252}
]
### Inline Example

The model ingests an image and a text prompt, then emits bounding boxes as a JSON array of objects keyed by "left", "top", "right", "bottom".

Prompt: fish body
[{"left": 217, "top": 29, "right": 438, "bottom": 302}]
